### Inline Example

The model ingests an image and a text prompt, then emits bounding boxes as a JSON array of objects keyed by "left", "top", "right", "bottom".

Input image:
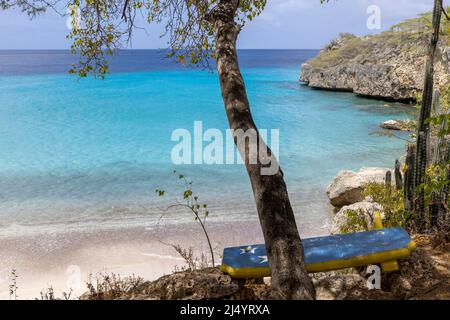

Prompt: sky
[{"left": 0, "top": 0, "right": 435, "bottom": 50}]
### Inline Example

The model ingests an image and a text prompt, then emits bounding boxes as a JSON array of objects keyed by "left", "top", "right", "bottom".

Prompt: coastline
[{"left": 300, "top": 32, "right": 449, "bottom": 102}]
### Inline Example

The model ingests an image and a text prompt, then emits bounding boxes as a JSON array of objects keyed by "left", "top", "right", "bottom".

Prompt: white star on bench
[
  {"left": 240, "top": 246, "right": 256, "bottom": 254},
  {"left": 258, "top": 255, "right": 268, "bottom": 264}
]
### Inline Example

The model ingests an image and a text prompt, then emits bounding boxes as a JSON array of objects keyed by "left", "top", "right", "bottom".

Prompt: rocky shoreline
[{"left": 300, "top": 31, "right": 450, "bottom": 102}]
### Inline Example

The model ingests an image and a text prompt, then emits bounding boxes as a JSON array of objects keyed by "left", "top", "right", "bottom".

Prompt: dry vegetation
[
  {"left": 310, "top": 8, "right": 450, "bottom": 69},
  {"left": 76, "top": 235, "right": 449, "bottom": 300}
]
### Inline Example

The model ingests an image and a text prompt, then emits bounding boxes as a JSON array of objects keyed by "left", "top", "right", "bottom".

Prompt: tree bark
[{"left": 208, "top": 0, "right": 315, "bottom": 300}]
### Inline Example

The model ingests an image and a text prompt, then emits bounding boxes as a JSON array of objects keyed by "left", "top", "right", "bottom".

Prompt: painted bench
[{"left": 220, "top": 227, "right": 416, "bottom": 278}]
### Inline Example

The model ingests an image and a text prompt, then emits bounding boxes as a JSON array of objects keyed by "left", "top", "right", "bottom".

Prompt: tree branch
[
  {"left": 121, "top": 0, "right": 129, "bottom": 21},
  {"left": 442, "top": 6, "right": 450, "bottom": 20}
]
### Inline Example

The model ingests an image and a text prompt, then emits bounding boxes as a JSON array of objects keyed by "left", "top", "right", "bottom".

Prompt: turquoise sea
[{"left": 0, "top": 50, "right": 413, "bottom": 237}]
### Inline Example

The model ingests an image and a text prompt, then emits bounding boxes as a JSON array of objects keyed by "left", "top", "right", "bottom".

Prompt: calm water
[{"left": 0, "top": 50, "right": 412, "bottom": 236}]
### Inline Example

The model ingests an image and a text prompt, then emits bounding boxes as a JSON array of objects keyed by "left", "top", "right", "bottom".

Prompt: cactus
[
  {"left": 414, "top": 0, "right": 443, "bottom": 231},
  {"left": 432, "top": 96, "right": 449, "bottom": 166},
  {"left": 430, "top": 193, "right": 441, "bottom": 227},
  {"left": 431, "top": 141, "right": 450, "bottom": 227},
  {"left": 415, "top": 0, "right": 442, "bottom": 229},
  {"left": 415, "top": 132, "right": 427, "bottom": 223},
  {"left": 404, "top": 144, "right": 416, "bottom": 212},
  {"left": 429, "top": 91, "right": 445, "bottom": 227},
  {"left": 385, "top": 170, "right": 392, "bottom": 194},
  {"left": 432, "top": 90, "right": 440, "bottom": 117},
  {"left": 394, "top": 159, "right": 403, "bottom": 190},
  {"left": 426, "top": 130, "right": 432, "bottom": 166},
  {"left": 441, "top": 141, "right": 450, "bottom": 217}
]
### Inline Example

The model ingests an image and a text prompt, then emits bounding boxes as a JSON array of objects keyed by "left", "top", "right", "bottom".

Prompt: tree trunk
[{"left": 208, "top": 0, "right": 315, "bottom": 300}]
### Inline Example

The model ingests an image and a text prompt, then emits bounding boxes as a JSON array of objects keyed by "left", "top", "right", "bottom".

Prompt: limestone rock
[
  {"left": 380, "top": 119, "right": 413, "bottom": 131},
  {"left": 326, "top": 167, "right": 393, "bottom": 207},
  {"left": 300, "top": 31, "right": 450, "bottom": 102},
  {"left": 330, "top": 201, "right": 383, "bottom": 234}
]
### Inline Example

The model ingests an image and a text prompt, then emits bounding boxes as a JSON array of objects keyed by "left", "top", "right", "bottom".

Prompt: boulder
[
  {"left": 326, "top": 167, "right": 393, "bottom": 207},
  {"left": 330, "top": 201, "right": 383, "bottom": 234}
]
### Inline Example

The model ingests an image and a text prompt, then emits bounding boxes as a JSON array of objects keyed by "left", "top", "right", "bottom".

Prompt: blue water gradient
[{"left": 0, "top": 50, "right": 413, "bottom": 236}]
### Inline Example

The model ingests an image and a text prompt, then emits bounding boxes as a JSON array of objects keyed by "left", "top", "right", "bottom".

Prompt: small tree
[{"left": 156, "top": 172, "right": 215, "bottom": 268}]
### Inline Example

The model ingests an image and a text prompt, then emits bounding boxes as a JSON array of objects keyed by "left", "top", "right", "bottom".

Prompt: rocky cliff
[{"left": 300, "top": 14, "right": 450, "bottom": 102}]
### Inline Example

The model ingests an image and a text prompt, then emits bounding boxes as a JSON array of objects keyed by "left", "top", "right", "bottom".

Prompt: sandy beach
[{"left": 0, "top": 210, "right": 332, "bottom": 299}]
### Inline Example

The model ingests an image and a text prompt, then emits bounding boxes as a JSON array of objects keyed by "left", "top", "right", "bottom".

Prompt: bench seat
[{"left": 220, "top": 227, "right": 416, "bottom": 278}]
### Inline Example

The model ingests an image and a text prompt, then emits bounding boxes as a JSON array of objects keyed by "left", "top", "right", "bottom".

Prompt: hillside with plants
[{"left": 300, "top": 9, "right": 450, "bottom": 102}]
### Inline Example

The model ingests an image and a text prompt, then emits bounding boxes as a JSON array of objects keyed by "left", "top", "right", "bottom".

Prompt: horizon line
[{"left": 0, "top": 48, "right": 321, "bottom": 51}]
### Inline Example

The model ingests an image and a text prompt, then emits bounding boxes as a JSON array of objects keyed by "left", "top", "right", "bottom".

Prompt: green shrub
[
  {"left": 339, "top": 209, "right": 370, "bottom": 234},
  {"left": 363, "top": 182, "right": 410, "bottom": 228},
  {"left": 418, "top": 163, "right": 450, "bottom": 208}
]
